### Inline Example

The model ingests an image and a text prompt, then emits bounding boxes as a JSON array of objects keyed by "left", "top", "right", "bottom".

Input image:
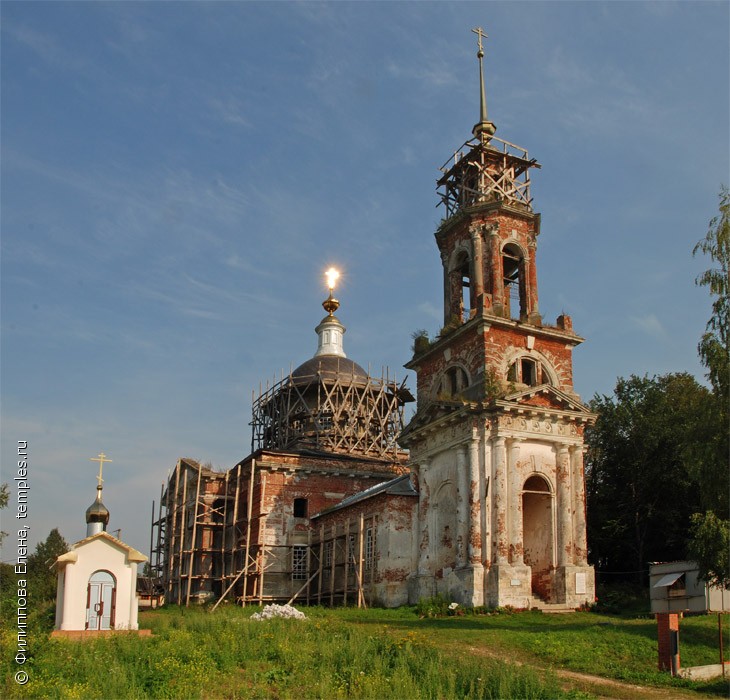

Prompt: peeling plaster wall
[{"left": 315, "top": 492, "right": 417, "bottom": 607}]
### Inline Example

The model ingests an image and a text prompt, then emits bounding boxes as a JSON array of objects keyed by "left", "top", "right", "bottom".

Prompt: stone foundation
[{"left": 485, "top": 563, "right": 533, "bottom": 608}]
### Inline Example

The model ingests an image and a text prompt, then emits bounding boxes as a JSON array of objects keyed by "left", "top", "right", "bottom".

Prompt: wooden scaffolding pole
[
  {"left": 221, "top": 470, "right": 229, "bottom": 582},
  {"left": 167, "top": 461, "right": 180, "bottom": 600},
  {"left": 357, "top": 512, "right": 365, "bottom": 608},
  {"left": 241, "top": 459, "right": 256, "bottom": 607},
  {"left": 185, "top": 464, "right": 203, "bottom": 606},
  {"left": 306, "top": 530, "right": 312, "bottom": 605},
  {"left": 329, "top": 523, "right": 337, "bottom": 606},
  {"left": 177, "top": 466, "right": 188, "bottom": 606},
  {"left": 369, "top": 515, "right": 376, "bottom": 608},
  {"left": 257, "top": 471, "right": 268, "bottom": 605},
  {"left": 343, "top": 518, "right": 350, "bottom": 606},
  {"left": 156, "top": 483, "right": 164, "bottom": 578},
  {"left": 317, "top": 522, "right": 325, "bottom": 604},
  {"left": 229, "top": 464, "right": 242, "bottom": 585}
]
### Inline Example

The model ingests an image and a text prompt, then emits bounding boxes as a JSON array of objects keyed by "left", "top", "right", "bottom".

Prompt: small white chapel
[{"left": 52, "top": 453, "right": 147, "bottom": 635}]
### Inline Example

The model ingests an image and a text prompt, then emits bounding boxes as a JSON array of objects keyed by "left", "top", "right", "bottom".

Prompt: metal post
[{"left": 720, "top": 613, "right": 725, "bottom": 677}]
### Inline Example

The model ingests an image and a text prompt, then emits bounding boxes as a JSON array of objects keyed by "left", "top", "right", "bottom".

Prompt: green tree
[
  {"left": 585, "top": 373, "right": 716, "bottom": 583},
  {"left": 693, "top": 185, "right": 729, "bottom": 398},
  {"left": 27, "top": 528, "right": 69, "bottom": 603},
  {"left": 688, "top": 511, "right": 729, "bottom": 587},
  {"left": 687, "top": 188, "right": 730, "bottom": 587},
  {"left": 0, "top": 483, "right": 8, "bottom": 546}
]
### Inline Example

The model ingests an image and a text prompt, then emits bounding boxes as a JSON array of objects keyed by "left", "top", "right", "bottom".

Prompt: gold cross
[
  {"left": 90, "top": 452, "right": 112, "bottom": 488},
  {"left": 472, "top": 26, "right": 488, "bottom": 53}
]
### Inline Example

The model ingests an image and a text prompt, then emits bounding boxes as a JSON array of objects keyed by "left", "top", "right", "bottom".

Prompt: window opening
[
  {"left": 506, "top": 357, "right": 552, "bottom": 387},
  {"left": 364, "top": 527, "right": 375, "bottom": 572},
  {"left": 502, "top": 245, "right": 524, "bottom": 320},
  {"left": 325, "top": 541, "right": 333, "bottom": 568},
  {"left": 293, "top": 498, "right": 308, "bottom": 518},
  {"left": 292, "top": 545, "right": 307, "bottom": 580},
  {"left": 668, "top": 574, "right": 687, "bottom": 598},
  {"left": 523, "top": 475, "right": 550, "bottom": 493},
  {"left": 456, "top": 253, "right": 471, "bottom": 321},
  {"left": 521, "top": 358, "right": 537, "bottom": 386},
  {"left": 439, "top": 366, "right": 469, "bottom": 399}
]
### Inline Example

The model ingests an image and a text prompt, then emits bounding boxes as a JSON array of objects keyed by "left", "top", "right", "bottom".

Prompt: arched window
[
  {"left": 502, "top": 243, "right": 527, "bottom": 320},
  {"left": 436, "top": 366, "right": 469, "bottom": 398},
  {"left": 454, "top": 251, "right": 471, "bottom": 321},
  {"left": 523, "top": 475, "right": 551, "bottom": 493},
  {"left": 506, "top": 357, "right": 552, "bottom": 387}
]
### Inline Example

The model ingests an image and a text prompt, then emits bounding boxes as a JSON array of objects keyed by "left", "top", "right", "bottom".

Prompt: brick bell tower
[{"left": 401, "top": 29, "right": 596, "bottom": 609}]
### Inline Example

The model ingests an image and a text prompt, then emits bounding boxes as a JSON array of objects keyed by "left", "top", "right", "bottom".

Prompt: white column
[
  {"left": 410, "top": 466, "right": 421, "bottom": 573},
  {"left": 468, "top": 431, "right": 482, "bottom": 565},
  {"left": 508, "top": 439, "right": 523, "bottom": 564},
  {"left": 129, "top": 563, "right": 139, "bottom": 630},
  {"left": 60, "top": 564, "right": 76, "bottom": 630},
  {"left": 492, "top": 437, "right": 508, "bottom": 564},
  {"left": 441, "top": 251, "right": 451, "bottom": 324},
  {"left": 556, "top": 443, "right": 573, "bottom": 567},
  {"left": 571, "top": 446, "right": 588, "bottom": 566},
  {"left": 456, "top": 445, "right": 468, "bottom": 567},
  {"left": 418, "top": 460, "right": 430, "bottom": 575},
  {"left": 480, "top": 422, "right": 491, "bottom": 566}
]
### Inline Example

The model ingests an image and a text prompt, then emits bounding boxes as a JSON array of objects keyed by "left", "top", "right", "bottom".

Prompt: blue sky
[{"left": 2, "top": 1, "right": 728, "bottom": 556}]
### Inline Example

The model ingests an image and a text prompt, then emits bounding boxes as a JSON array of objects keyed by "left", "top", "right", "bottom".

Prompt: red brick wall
[{"left": 656, "top": 612, "right": 681, "bottom": 672}]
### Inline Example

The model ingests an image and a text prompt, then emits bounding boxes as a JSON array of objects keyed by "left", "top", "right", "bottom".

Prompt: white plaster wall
[
  {"left": 56, "top": 539, "right": 140, "bottom": 631},
  {"left": 374, "top": 498, "right": 416, "bottom": 607}
]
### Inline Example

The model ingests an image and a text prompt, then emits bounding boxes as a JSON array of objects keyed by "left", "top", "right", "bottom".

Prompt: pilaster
[
  {"left": 489, "top": 226, "right": 504, "bottom": 317},
  {"left": 470, "top": 225, "right": 485, "bottom": 312},
  {"left": 491, "top": 436, "right": 508, "bottom": 564},
  {"left": 555, "top": 443, "right": 573, "bottom": 567},
  {"left": 456, "top": 446, "right": 468, "bottom": 568},
  {"left": 571, "top": 445, "right": 588, "bottom": 566},
  {"left": 507, "top": 438, "right": 523, "bottom": 565}
]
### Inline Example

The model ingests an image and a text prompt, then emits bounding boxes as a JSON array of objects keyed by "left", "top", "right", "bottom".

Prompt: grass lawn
[
  {"left": 327, "top": 607, "right": 728, "bottom": 695},
  {"left": 2, "top": 604, "right": 727, "bottom": 699}
]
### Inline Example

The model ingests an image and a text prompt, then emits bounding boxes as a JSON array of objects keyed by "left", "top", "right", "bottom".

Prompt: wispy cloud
[
  {"left": 208, "top": 96, "right": 252, "bottom": 128},
  {"left": 630, "top": 313, "right": 666, "bottom": 338},
  {"left": 386, "top": 59, "right": 458, "bottom": 89},
  {"left": 6, "top": 22, "right": 87, "bottom": 72},
  {"left": 418, "top": 302, "right": 442, "bottom": 322}
]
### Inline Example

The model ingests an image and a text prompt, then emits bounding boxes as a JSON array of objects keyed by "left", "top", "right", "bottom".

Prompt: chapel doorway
[
  {"left": 86, "top": 570, "right": 116, "bottom": 630},
  {"left": 522, "top": 475, "right": 553, "bottom": 602}
]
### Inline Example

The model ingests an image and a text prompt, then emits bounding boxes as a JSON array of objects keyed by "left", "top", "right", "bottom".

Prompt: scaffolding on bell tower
[{"left": 437, "top": 26, "right": 541, "bottom": 219}]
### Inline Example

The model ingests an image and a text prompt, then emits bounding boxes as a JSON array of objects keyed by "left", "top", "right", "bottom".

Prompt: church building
[
  {"left": 401, "top": 29, "right": 595, "bottom": 609},
  {"left": 152, "top": 30, "right": 595, "bottom": 611}
]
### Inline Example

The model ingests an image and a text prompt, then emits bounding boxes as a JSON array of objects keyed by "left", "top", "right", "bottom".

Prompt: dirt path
[{"left": 465, "top": 645, "right": 704, "bottom": 700}]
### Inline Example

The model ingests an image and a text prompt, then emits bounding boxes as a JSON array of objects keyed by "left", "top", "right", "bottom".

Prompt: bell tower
[
  {"left": 402, "top": 29, "right": 596, "bottom": 609},
  {"left": 437, "top": 27, "right": 542, "bottom": 331}
]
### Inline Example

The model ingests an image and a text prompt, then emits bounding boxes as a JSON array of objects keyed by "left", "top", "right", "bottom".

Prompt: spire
[
  {"left": 86, "top": 452, "right": 111, "bottom": 536},
  {"left": 315, "top": 267, "right": 346, "bottom": 358},
  {"left": 471, "top": 27, "right": 496, "bottom": 142}
]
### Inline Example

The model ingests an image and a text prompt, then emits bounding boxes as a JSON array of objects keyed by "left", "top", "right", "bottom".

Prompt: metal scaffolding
[
  {"left": 437, "top": 134, "right": 541, "bottom": 219},
  {"left": 250, "top": 363, "right": 412, "bottom": 459},
  {"left": 151, "top": 455, "right": 388, "bottom": 608}
]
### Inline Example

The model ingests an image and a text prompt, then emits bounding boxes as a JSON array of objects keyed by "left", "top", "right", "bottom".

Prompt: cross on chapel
[{"left": 90, "top": 452, "right": 112, "bottom": 489}]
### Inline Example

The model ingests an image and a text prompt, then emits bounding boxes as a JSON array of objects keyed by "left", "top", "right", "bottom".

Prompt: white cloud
[{"left": 630, "top": 313, "right": 666, "bottom": 338}]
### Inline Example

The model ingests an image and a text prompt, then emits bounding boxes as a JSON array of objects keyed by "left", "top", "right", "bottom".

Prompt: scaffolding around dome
[{"left": 250, "top": 359, "right": 413, "bottom": 458}]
